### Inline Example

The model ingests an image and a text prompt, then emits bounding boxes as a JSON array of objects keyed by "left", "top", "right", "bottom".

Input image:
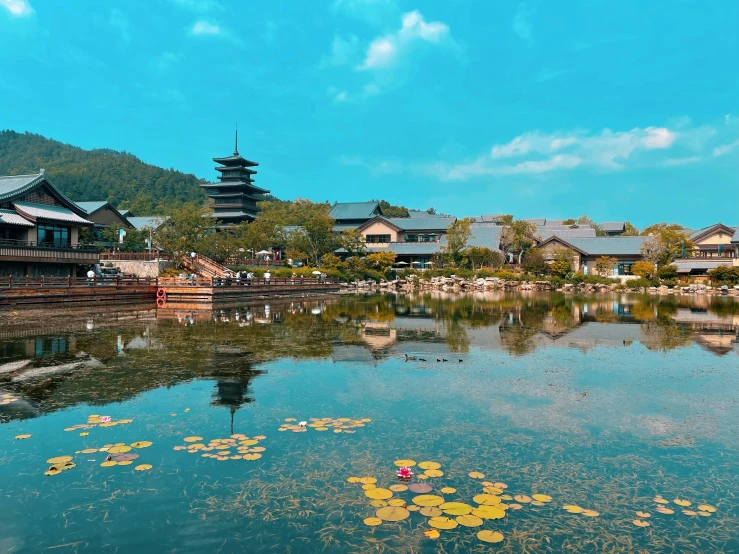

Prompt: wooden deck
[{"left": 0, "top": 276, "right": 342, "bottom": 307}]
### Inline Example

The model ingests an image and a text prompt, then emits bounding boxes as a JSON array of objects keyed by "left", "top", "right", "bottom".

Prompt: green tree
[
  {"left": 337, "top": 230, "right": 366, "bottom": 257},
  {"left": 445, "top": 218, "right": 473, "bottom": 265},
  {"left": 101, "top": 224, "right": 147, "bottom": 252},
  {"left": 622, "top": 222, "right": 639, "bottom": 236},
  {"left": 575, "top": 214, "right": 605, "bottom": 235},
  {"left": 374, "top": 200, "right": 409, "bottom": 218},
  {"left": 522, "top": 248, "right": 547, "bottom": 275},
  {"left": 640, "top": 223, "right": 694, "bottom": 266},
  {"left": 366, "top": 251, "right": 397, "bottom": 272},
  {"left": 287, "top": 212, "right": 336, "bottom": 267},
  {"left": 154, "top": 206, "right": 216, "bottom": 261},
  {"left": 708, "top": 266, "right": 739, "bottom": 285},
  {"left": 499, "top": 215, "right": 537, "bottom": 263},
  {"left": 320, "top": 253, "right": 342, "bottom": 269},
  {"left": 594, "top": 256, "right": 617, "bottom": 277},
  {"left": 467, "top": 246, "right": 500, "bottom": 270},
  {"left": 550, "top": 248, "right": 575, "bottom": 277}
]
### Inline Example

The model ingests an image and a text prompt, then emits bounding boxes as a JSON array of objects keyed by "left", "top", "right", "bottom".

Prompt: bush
[
  {"left": 632, "top": 261, "right": 655, "bottom": 278},
  {"left": 708, "top": 266, "right": 739, "bottom": 286},
  {"left": 626, "top": 277, "right": 654, "bottom": 289},
  {"left": 656, "top": 264, "right": 678, "bottom": 281}
]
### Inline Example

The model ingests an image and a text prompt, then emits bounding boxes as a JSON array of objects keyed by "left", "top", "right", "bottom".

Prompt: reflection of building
[{"left": 670, "top": 308, "right": 739, "bottom": 356}]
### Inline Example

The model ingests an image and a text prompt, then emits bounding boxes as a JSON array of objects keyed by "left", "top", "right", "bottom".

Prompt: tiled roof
[
  {"left": 13, "top": 201, "right": 93, "bottom": 225},
  {"left": 127, "top": 216, "right": 168, "bottom": 230},
  {"left": 0, "top": 173, "right": 45, "bottom": 201},
  {"left": 467, "top": 223, "right": 502, "bottom": 250},
  {"left": 732, "top": 228, "right": 739, "bottom": 243},
  {"left": 333, "top": 224, "right": 359, "bottom": 232},
  {"left": 674, "top": 260, "right": 733, "bottom": 273},
  {"left": 407, "top": 210, "right": 448, "bottom": 219},
  {"left": 599, "top": 221, "right": 626, "bottom": 232},
  {"left": 329, "top": 201, "right": 380, "bottom": 221},
  {"left": 550, "top": 236, "right": 648, "bottom": 256},
  {"left": 538, "top": 228, "right": 597, "bottom": 240},
  {"left": 0, "top": 208, "right": 34, "bottom": 227},
  {"left": 385, "top": 217, "right": 455, "bottom": 231},
  {"left": 524, "top": 218, "right": 547, "bottom": 226},
  {"left": 75, "top": 201, "right": 109, "bottom": 214}
]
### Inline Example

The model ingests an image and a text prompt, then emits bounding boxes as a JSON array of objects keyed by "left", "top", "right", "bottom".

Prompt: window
[
  {"left": 37, "top": 224, "right": 70, "bottom": 248},
  {"left": 405, "top": 234, "right": 437, "bottom": 243},
  {"left": 617, "top": 262, "right": 634, "bottom": 276},
  {"left": 366, "top": 234, "right": 391, "bottom": 243}
]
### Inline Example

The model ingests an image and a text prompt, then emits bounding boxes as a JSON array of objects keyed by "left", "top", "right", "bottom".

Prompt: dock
[{"left": 0, "top": 275, "right": 341, "bottom": 307}]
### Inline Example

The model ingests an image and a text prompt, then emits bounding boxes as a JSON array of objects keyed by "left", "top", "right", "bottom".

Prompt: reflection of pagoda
[{"left": 200, "top": 131, "right": 270, "bottom": 225}]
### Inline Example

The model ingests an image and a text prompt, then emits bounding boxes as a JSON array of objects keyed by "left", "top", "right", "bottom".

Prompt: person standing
[
  {"left": 264, "top": 270, "right": 271, "bottom": 284},
  {"left": 86, "top": 267, "right": 95, "bottom": 287}
]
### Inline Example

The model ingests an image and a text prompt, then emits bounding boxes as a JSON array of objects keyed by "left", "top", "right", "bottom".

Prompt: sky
[{"left": 0, "top": 0, "right": 737, "bottom": 227}]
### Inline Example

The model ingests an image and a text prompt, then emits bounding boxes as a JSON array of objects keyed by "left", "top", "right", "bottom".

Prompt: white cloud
[
  {"left": 512, "top": 2, "right": 536, "bottom": 45},
  {"left": 357, "top": 10, "right": 455, "bottom": 70},
  {"left": 712, "top": 139, "right": 739, "bottom": 158},
  {"left": 109, "top": 8, "right": 130, "bottom": 44},
  {"left": 342, "top": 117, "right": 739, "bottom": 181},
  {"left": 1, "top": 0, "right": 34, "bottom": 17},
  {"left": 191, "top": 20, "right": 220, "bottom": 35}
]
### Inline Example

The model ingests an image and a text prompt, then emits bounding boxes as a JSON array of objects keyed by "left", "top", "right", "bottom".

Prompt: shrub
[
  {"left": 656, "top": 264, "right": 678, "bottom": 281},
  {"left": 632, "top": 261, "right": 655, "bottom": 278},
  {"left": 708, "top": 266, "right": 739, "bottom": 286},
  {"left": 626, "top": 277, "right": 653, "bottom": 289},
  {"left": 522, "top": 248, "right": 547, "bottom": 275}
]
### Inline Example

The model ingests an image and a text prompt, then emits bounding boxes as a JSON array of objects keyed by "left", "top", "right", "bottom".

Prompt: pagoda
[{"left": 200, "top": 131, "right": 270, "bottom": 225}]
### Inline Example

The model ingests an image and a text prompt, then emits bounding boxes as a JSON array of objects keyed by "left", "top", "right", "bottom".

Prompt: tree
[
  {"left": 154, "top": 205, "right": 215, "bottom": 261},
  {"left": 366, "top": 251, "right": 397, "bottom": 272},
  {"left": 708, "top": 266, "right": 739, "bottom": 285},
  {"left": 443, "top": 218, "right": 472, "bottom": 266},
  {"left": 100, "top": 224, "right": 147, "bottom": 252},
  {"left": 374, "top": 200, "right": 409, "bottom": 218},
  {"left": 632, "top": 260, "right": 655, "bottom": 278},
  {"left": 467, "top": 246, "right": 500, "bottom": 270},
  {"left": 656, "top": 264, "right": 678, "bottom": 281},
  {"left": 499, "top": 215, "right": 537, "bottom": 264},
  {"left": 640, "top": 223, "right": 693, "bottom": 266},
  {"left": 622, "top": 222, "right": 639, "bottom": 236},
  {"left": 337, "top": 230, "right": 366, "bottom": 257},
  {"left": 594, "top": 256, "right": 617, "bottom": 277},
  {"left": 522, "top": 248, "right": 547, "bottom": 275},
  {"left": 287, "top": 212, "right": 336, "bottom": 267},
  {"left": 320, "top": 253, "right": 342, "bottom": 269},
  {"left": 550, "top": 248, "right": 575, "bottom": 277}
]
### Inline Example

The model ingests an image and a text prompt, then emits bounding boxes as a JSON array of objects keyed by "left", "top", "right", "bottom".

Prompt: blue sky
[{"left": 1, "top": 0, "right": 737, "bottom": 227}]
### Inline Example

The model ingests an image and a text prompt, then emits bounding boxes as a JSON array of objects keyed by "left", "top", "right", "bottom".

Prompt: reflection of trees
[
  {"left": 640, "top": 319, "right": 694, "bottom": 352},
  {"left": 445, "top": 319, "right": 470, "bottom": 353}
]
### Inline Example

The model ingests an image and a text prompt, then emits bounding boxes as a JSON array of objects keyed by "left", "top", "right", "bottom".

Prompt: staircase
[{"left": 182, "top": 253, "right": 229, "bottom": 278}]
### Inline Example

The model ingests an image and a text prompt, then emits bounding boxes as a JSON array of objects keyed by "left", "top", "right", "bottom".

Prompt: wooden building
[
  {"left": 0, "top": 171, "right": 98, "bottom": 277},
  {"left": 200, "top": 132, "right": 270, "bottom": 225}
]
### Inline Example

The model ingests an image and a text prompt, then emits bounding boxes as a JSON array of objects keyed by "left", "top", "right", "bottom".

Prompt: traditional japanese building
[{"left": 200, "top": 132, "right": 270, "bottom": 225}]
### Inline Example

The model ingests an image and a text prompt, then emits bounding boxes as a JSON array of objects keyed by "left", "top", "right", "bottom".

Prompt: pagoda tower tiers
[{"left": 200, "top": 131, "right": 270, "bottom": 225}]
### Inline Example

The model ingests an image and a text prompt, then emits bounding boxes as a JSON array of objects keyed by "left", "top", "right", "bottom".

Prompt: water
[{"left": 1, "top": 292, "right": 738, "bottom": 553}]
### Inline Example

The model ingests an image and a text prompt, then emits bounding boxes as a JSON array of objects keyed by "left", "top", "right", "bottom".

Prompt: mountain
[{"left": 0, "top": 130, "right": 206, "bottom": 214}]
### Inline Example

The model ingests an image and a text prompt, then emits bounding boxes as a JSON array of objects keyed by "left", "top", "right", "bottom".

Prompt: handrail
[
  {"left": 0, "top": 275, "right": 158, "bottom": 289},
  {"left": 157, "top": 276, "right": 340, "bottom": 287},
  {"left": 0, "top": 238, "right": 98, "bottom": 252}
]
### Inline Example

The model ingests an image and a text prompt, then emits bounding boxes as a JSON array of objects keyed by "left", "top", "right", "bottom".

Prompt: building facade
[
  {"left": 536, "top": 236, "right": 648, "bottom": 278},
  {"left": 0, "top": 171, "right": 98, "bottom": 277}
]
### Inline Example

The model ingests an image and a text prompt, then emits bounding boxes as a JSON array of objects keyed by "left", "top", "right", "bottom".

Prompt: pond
[{"left": 1, "top": 292, "right": 738, "bottom": 553}]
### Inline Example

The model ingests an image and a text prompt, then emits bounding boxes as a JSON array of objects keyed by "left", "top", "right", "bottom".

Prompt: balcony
[{"left": 0, "top": 239, "right": 100, "bottom": 264}]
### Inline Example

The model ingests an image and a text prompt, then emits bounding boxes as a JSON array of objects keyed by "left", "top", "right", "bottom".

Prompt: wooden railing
[
  {"left": 157, "top": 276, "right": 340, "bottom": 288},
  {"left": 100, "top": 252, "right": 169, "bottom": 261},
  {"left": 0, "top": 276, "right": 158, "bottom": 289},
  {"left": 224, "top": 258, "right": 287, "bottom": 267},
  {"left": 182, "top": 253, "right": 230, "bottom": 278}
]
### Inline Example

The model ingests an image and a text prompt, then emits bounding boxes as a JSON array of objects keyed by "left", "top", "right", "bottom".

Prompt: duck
[
  {"left": 404, "top": 354, "right": 417, "bottom": 361},
  {"left": 419, "top": 358, "right": 427, "bottom": 362},
  {"left": 458, "top": 359, "right": 463, "bottom": 363}
]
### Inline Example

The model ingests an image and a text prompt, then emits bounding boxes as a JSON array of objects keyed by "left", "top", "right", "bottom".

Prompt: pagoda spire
[{"left": 234, "top": 124, "right": 239, "bottom": 155}]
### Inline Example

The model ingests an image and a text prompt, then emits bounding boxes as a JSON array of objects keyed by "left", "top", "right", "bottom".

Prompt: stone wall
[{"left": 104, "top": 260, "right": 173, "bottom": 278}]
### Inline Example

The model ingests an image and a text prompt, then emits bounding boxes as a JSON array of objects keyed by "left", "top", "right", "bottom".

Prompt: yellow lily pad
[
  {"left": 440, "top": 487, "right": 456, "bottom": 494},
  {"left": 514, "top": 495, "right": 531, "bottom": 503},
  {"left": 581, "top": 509, "right": 599, "bottom": 517},
  {"left": 407, "top": 505, "right": 419, "bottom": 512},
  {"left": 359, "top": 477, "right": 377, "bottom": 484},
  {"left": 393, "top": 459, "right": 416, "bottom": 467},
  {"left": 418, "top": 461, "right": 440, "bottom": 470},
  {"left": 654, "top": 497, "right": 668, "bottom": 504},
  {"left": 80, "top": 448, "right": 98, "bottom": 454},
  {"left": 365, "top": 488, "right": 393, "bottom": 500},
  {"left": 456, "top": 514, "right": 483, "bottom": 527},
  {"left": 697, "top": 504, "right": 716, "bottom": 513},
  {"left": 468, "top": 471, "right": 485, "bottom": 479},
  {"left": 473, "top": 494, "right": 502, "bottom": 506},
  {"left": 15, "top": 434, "right": 31, "bottom": 440},
  {"left": 655, "top": 506, "right": 674, "bottom": 514},
  {"left": 477, "top": 530, "right": 504, "bottom": 543},
  {"left": 509, "top": 503, "right": 523, "bottom": 510},
  {"left": 130, "top": 441, "right": 152, "bottom": 449},
  {"left": 79, "top": 432, "right": 89, "bottom": 437},
  {"left": 376, "top": 506, "right": 410, "bottom": 521},
  {"left": 243, "top": 454, "right": 262, "bottom": 460},
  {"left": 532, "top": 494, "right": 552, "bottom": 503},
  {"left": 413, "top": 495, "right": 444, "bottom": 507},
  {"left": 531, "top": 501, "right": 546, "bottom": 507},
  {"left": 674, "top": 499, "right": 691, "bottom": 507},
  {"left": 423, "top": 529, "right": 440, "bottom": 539},
  {"left": 118, "top": 460, "right": 133, "bottom": 466},
  {"left": 347, "top": 477, "right": 361, "bottom": 483},
  {"left": 493, "top": 482, "right": 508, "bottom": 489},
  {"left": 636, "top": 511, "right": 650, "bottom": 518},
  {"left": 683, "top": 510, "right": 698, "bottom": 516},
  {"left": 563, "top": 505, "right": 583, "bottom": 513},
  {"left": 483, "top": 486, "right": 503, "bottom": 495},
  {"left": 697, "top": 511, "right": 712, "bottom": 517},
  {"left": 108, "top": 445, "right": 131, "bottom": 454},
  {"left": 389, "top": 484, "right": 408, "bottom": 492},
  {"left": 369, "top": 500, "right": 387, "bottom": 508},
  {"left": 633, "top": 519, "right": 650, "bottom": 527},
  {"left": 419, "top": 506, "right": 442, "bottom": 517},
  {"left": 388, "top": 499, "right": 406, "bottom": 507},
  {"left": 424, "top": 469, "right": 443, "bottom": 478},
  {"left": 47, "top": 456, "right": 73, "bottom": 464},
  {"left": 428, "top": 516, "right": 457, "bottom": 530},
  {"left": 440, "top": 502, "right": 472, "bottom": 515},
  {"left": 472, "top": 506, "right": 506, "bottom": 520},
  {"left": 363, "top": 517, "right": 382, "bottom": 527},
  {"left": 100, "top": 461, "right": 117, "bottom": 467},
  {"left": 135, "top": 464, "right": 152, "bottom": 471}
]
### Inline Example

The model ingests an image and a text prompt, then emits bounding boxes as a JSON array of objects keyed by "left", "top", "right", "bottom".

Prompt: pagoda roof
[
  {"left": 201, "top": 181, "right": 270, "bottom": 194},
  {"left": 215, "top": 166, "right": 257, "bottom": 174},
  {"left": 211, "top": 211, "right": 257, "bottom": 220},
  {"left": 213, "top": 154, "right": 259, "bottom": 167}
]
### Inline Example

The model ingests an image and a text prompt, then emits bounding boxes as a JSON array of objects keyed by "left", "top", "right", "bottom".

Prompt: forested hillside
[{"left": 0, "top": 130, "right": 206, "bottom": 214}]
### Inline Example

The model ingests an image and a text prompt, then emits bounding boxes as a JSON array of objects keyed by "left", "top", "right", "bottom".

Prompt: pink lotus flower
[
  {"left": 397, "top": 466, "right": 413, "bottom": 480},
  {"left": 100, "top": 416, "right": 111, "bottom": 422}
]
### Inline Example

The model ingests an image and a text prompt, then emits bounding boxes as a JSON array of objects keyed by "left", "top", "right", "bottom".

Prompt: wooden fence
[{"left": 0, "top": 276, "right": 158, "bottom": 289}]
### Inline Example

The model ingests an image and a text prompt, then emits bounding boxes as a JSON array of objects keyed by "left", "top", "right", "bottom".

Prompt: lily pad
[
  {"left": 363, "top": 517, "right": 382, "bottom": 527},
  {"left": 134, "top": 464, "right": 152, "bottom": 471},
  {"left": 413, "top": 495, "right": 444, "bottom": 507},
  {"left": 47, "top": 456, "right": 73, "bottom": 464},
  {"left": 423, "top": 529, "right": 440, "bottom": 539},
  {"left": 408, "top": 483, "right": 432, "bottom": 493},
  {"left": 514, "top": 495, "right": 532, "bottom": 503},
  {"left": 113, "top": 453, "right": 140, "bottom": 462},
  {"left": 417, "top": 461, "right": 440, "bottom": 470},
  {"left": 370, "top": 500, "right": 388, "bottom": 508},
  {"left": 394, "top": 459, "right": 416, "bottom": 467},
  {"left": 440, "top": 502, "right": 472, "bottom": 515},
  {"left": 440, "top": 487, "right": 456, "bottom": 494},
  {"left": 419, "top": 507, "right": 442, "bottom": 517},
  {"left": 376, "top": 506, "right": 410, "bottom": 521},
  {"left": 697, "top": 504, "right": 716, "bottom": 513},
  {"left": 389, "top": 484, "right": 408, "bottom": 492},
  {"left": 473, "top": 494, "right": 502, "bottom": 506},
  {"left": 477, "top": 530, "right": 504, "bottom": 544},
  {"left": 428, "top": 516, "right": 457, "bottom": 530},
  {"left": 365, "top": 488, "right": 393, "bottom": 500},
  {"left": 673, "top": 499, "right": 691, "bottom": 507},
  {"left": 633, "top": 519, "right": 650, "bottom": 527},
  {"left": 532, "top": 494, "right": 552, "bottom": 503},
  {"left": 424, "top": 469, "right": 443, "bottom": 478},
  {"left": 468, "top": 471, "right": 485, "bottom": 479},
  {"left": 636, "top": 511, "right": 650, "bottom": 518},
  {"left": 471, "top": 505, "right": 506, "bottom": 520},
  {"left": 388, "top": 499, "right": 407, "bottom": 507},
  {"left": 100, "top": 461, "right": 117, "bottom": 467},
  {"left": 456, "top": 514, "right": 483, "bottom": 527},
  {"left": 15, "top": 434, "right": 31, "bottom": 440},
  {"left": 130, "top": 441, "right": 152, "bottom": 449},
  {"left": 243, "top": 453, "right": 262, "bottom": 460},
  {"left": 108, "top": 445, "right": 131, "bottom": 454}
]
